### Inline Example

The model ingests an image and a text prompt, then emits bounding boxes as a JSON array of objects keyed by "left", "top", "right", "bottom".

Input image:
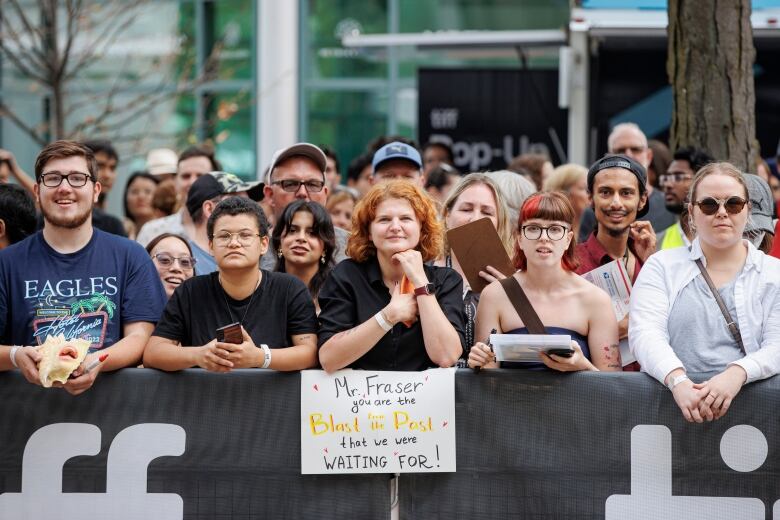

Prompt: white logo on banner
[
  {"left": 606, "top": 424, "right": 767, "bottom": 519},
  {"left": 0, "top": 423, "right": 185, "bottom": 519}
]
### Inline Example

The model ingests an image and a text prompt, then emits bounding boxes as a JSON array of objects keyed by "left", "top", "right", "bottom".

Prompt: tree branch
[{"left": 0, "top": 102, "right": 47, "bottom": 146}]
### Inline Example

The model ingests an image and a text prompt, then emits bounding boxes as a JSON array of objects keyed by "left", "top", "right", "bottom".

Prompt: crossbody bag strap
[
  {"left": 499, "top": 276, "right": 546, "bottom": 335},
  {"left": 694, "top": 258, "right": 746, "bottom": 354}
]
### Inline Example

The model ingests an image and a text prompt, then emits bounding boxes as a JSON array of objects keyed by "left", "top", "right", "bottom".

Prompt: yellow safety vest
[{"left": 660, "top": 222, "right": 686, "bottom": 250}]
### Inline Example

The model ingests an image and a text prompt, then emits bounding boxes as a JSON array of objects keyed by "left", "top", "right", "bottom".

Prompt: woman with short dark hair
[{"left": 144, "top": 196, "right": 319, "bottom": 372}]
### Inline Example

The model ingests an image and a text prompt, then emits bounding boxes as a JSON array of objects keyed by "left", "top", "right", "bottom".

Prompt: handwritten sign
[{"left": 301, "top": 368, "right": 456, "bottom": 474}]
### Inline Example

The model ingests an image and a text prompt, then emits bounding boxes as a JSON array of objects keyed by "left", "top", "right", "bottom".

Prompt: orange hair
[{"left": 347, "top": 180, "right": 443, "bottom": 262}]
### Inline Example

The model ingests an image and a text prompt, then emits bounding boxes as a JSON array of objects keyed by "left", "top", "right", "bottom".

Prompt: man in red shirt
[{"left": 575, "top": 154, "right": 657, "bottom": 350}]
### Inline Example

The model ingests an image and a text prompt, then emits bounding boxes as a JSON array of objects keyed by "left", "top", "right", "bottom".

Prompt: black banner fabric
[
  {"left": 403, "top": 371, "right": 780, "bottom": 519},
  {"left": 0, "top": 370, "right": 390, "bottom": 520},
  {"left": 1, "top": 369, "right": 779, "bottom": 520}
]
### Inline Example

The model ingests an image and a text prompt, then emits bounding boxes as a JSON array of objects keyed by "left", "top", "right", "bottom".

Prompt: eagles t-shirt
[
  {"left": 0, "top": 230, "right": 167, "bottom": 351},
  {"left": 153, "top": 270, "right": 317, "bottom": 348}
]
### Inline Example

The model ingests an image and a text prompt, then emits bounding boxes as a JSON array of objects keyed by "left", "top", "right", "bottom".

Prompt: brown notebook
[{"left": 446, "top": 217, "right": 515, "bottom": 293}]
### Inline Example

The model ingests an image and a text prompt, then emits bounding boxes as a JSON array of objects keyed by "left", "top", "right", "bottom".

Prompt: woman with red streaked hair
[
  {"left": 318, "top": 180, "right": 465, "bottom": 372},
  {"left": 469, "top": 191, "right": 620, "bottom": 372}
]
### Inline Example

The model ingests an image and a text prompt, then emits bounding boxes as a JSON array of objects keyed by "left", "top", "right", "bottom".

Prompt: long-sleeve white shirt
[{"left": 629, "top": 238, "right": 780, "bottom": 385}]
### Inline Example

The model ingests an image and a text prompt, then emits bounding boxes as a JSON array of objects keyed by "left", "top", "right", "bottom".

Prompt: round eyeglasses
[
  {"left": 212, "top": 231, "right": 261, "bottom": 247},
  {"left": 521, "top": 224, "right": 569, "bottom": 241},
  {"left": 693, "top": 196, "right": 747, "bottom": 216},
  {"left": 153, "top": 253, "right": 196, "bottom": 270}
]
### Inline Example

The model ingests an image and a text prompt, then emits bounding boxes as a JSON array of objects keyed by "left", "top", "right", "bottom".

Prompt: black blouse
[{"left": 317, "top": 257, "right": 466, "bottom": 371}]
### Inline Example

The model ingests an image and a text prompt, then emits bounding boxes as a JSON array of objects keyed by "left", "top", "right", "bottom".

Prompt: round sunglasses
[{"left": 693, "top": 196, "right": 747, "bottom": 216}]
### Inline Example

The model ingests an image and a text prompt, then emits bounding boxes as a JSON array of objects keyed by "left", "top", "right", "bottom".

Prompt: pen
[
  {"left": 473, "top": 328, "right": 497, "bottom": 373},
  {"left": 83, "top": 353, "right": 109, "bottom": 374}
]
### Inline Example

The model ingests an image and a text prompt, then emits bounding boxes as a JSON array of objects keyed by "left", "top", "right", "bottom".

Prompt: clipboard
[{"left": 446, "top": 217, "right": 515, "bottom": 293}]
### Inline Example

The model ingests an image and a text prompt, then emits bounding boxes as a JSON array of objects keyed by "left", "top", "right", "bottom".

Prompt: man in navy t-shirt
[{"left": 0, "top": 140, "right": 166, "bottom": 395}]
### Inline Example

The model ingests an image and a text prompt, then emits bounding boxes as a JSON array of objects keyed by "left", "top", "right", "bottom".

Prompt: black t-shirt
[
  {"left": 317, "top": 258, "right": 466, "bottom": 371},
  {"left": 153, "top": 270, "right": 317, "bottom": 348}
]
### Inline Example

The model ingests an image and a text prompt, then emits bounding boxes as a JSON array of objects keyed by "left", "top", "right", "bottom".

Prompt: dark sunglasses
[{"left": 693, "top": 196, "right": 747, "bottom": 216}]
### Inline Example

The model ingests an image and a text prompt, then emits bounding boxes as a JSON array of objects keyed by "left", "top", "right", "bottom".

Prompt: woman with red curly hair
[
  {"left": 469, "top": 191, "right": 620, "bottom": 372},
  {"left": 318, "top": 180, "right": 465, "bottom": 371}
]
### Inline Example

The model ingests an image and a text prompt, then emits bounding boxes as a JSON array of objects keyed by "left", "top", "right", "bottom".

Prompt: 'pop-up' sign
[{"left": 301, "top": 368, "right": 456, "bottom": 474}]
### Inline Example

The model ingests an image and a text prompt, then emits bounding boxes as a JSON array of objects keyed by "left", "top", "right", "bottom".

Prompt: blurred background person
[
  {"left": 346, "top": 153, "right": 373, "bottom": 199},
  {"left": 508, "top": 152, "right": 553, "bottom": 191},
  {"left": 543, "top": 163, "right": 589, "bottom": 239},
  {"left": 422, "top": 140, "right": 455, "bottom": 177},
  {"left": 123, "top": 171, "right": 159, "bottom": 240},
  {"left": 83, "top": 139, "right": 118, "bottom": 209},
  {"left": 273, "top": 200, "right": 336, "bottom": 313},
  {"left": 145, "top": 233, "right": 196, "bottom": 299},
  {"left": 742, "top": 173, "right": 775, "bottom": 253},
  {"left": 648, "top": 139, "right": 672, "bottom": 191},
  {"left": 434, "top": 173, "right": 513, "bottom": 349},
  {"left": 152, "top": 179, "right": 179, "bottom": 219},
  {"left": 483, "top": 169, "right": 537, "bottom": 228},
  {"left": 424, "top": 163, "right": 461, "bottom": 205},
  {"left": 326, "top": 190, "right": 356, "bottom": 232},
  {"left": 321, "top": 145, "right": 342, "bottom": 191},
  {"left": 0, "top": 184, "right": 36, "bottom": 249},
  {"left": 146, "top": 148, "right": 179, "bottom": 182}
]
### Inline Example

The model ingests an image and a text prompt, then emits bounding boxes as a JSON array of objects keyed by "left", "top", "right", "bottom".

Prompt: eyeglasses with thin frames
[
  {"left": 152, "top": 253, "right": 196, "bottom": 270},
  {"left": 521, "top": 224, "right": 569, "bottom": 241},
  {"left": 40, "top": 171, "right": 94, "bottom": 188},
  {"left": 212, "top": 231, "right": 262, "bottom": 247},
  {"left": 271, "top": 179, "right": 325, "bottom": 193},
  {"left": 659, "top": 173, "right": 693, "bottom": 185}
]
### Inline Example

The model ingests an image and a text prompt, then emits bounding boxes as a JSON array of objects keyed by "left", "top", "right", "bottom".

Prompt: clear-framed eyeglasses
[{"left": 212, "top": 231, "right": 262, "bottom": 247}]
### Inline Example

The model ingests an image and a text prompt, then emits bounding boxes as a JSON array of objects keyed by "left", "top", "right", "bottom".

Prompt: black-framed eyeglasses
[
  {"left": 659, "top": 173, "right": 693, "bottom": 184},
  {"left": 693, "top": 196, "right": 747, "bottom": 216},
  {"left": 271, "top": 179, "right": 325, "bottom": 193},
  {"left": 153, "top": 253, "right": 197, "bottom": 270},
  {"left": 521, "top": 224, "right": 569, "bottom": 241},
  {"left": 212, "top": 231, "right": 261, "bottom": 247},
  {"left": 40, "top": 171, "right": 94, "bottom": 188}
]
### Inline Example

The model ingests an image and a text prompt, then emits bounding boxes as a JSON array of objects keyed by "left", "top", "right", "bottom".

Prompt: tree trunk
[
  {"left": 42, "top": 0, "right": 65, "bottom": 139},
  {"left": 667, "top": 0, "right": 757, "bottom": 171}
]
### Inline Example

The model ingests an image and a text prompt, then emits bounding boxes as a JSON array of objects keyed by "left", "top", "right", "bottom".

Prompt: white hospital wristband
[
  {"left": 374, "top": 311, "right": 392, "bottom": 332},
  {"left": 9, "top": 346, "right": 21, "bottom": 368},
  {"left": 260, "top": 344, "right": 272, "bottom": 369}
]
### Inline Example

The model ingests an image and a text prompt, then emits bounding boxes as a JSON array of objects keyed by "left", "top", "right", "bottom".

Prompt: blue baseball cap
[{"left": 371, "top": 141, "right": 423, "bottom": 173}]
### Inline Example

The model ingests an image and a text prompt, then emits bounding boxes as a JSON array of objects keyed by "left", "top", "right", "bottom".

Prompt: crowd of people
[{"left": 1, "top": 121, "right": 780, "bottom": 424}]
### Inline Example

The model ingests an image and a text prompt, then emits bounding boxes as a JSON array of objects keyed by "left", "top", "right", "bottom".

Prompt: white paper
[
  {"left": 491, "top": 334, "right": 572, "bottom": 362},
  {"left": 301, "top": 368, "right": 456, "bottom": 474},
  {"left": 582, "top": 259, "right": 632, "bottom": 321}
]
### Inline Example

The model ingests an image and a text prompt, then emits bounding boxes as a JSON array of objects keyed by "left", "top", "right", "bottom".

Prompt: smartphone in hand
[{"left": 216, "top": 322, "right": 243, "bottom": 344}]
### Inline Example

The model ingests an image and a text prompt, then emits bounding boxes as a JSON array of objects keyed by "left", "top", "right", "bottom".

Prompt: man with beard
[
  {"left": 0, "top": 141, "right": 166, "bottom": 395},
  {"left": 575, "top": 154, "right": 656, "bottom": 350},
  {"left": 656, "top": 147, "right": 714, "bottom": 250}
]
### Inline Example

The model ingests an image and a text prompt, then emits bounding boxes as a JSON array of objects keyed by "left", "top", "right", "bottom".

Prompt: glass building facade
[{"left": 0, "top": 0, "right": 568, "bottom": 214}]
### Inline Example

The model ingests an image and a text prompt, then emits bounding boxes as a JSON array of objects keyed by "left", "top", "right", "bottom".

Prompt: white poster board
[{"left": 301, "top": 368, "right": 456, "bottom": 474}]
